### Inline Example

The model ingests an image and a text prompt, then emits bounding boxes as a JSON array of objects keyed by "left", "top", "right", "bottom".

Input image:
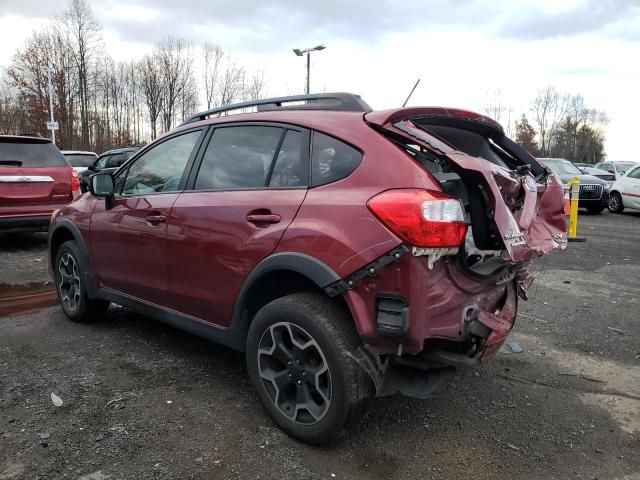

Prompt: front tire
[
  {"left": 246, "top": 292, "right": 374, "bottom": 445},
  {"left": 54, "top": 240, "right": 109, "bottom": 322},
  {"left": 608, "top": 192, "right": 624, "bottom": 213}
]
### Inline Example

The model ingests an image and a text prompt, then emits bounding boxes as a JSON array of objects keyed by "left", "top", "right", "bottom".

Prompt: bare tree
[
  {"left": 202, "top": 42, "right": 223, "bottom": 109},
  {"left": 483, "top": 89, "right": 515, "bottom": 137},
  {"left": 157, "top": 36, "right": 196, "bottom": 131},
  {"left": 216, "top": 58, "right": 245, "bottom": 107},
  {"left": 139, "top": 54, "right": 164, "bottom": 140},
  {"left": 245, "top": 70, "right": 267, "bottom": 101},
  {"left": 62, "top": 0, "right": 101, "bottom": 149},
  {"left": 530, "top": 86, "right": 569, "bottom": 156}
]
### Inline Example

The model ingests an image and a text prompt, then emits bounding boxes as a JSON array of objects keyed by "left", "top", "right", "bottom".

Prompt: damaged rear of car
[{"left": 341, "top": 107, "right": 567, "bottom": 398}]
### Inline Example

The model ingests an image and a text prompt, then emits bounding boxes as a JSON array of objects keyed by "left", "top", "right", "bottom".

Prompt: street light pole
[
  {"left": 306, "top": 52, "right": 310, "bottom": 95},
  {"left": 46, "top": 67, "right": 56, "bottom": 145},
  {"left": 293, "top": 45, "right": 326, "bottom": 95}
]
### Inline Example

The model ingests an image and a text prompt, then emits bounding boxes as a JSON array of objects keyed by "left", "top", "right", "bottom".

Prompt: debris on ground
[
  {"left": 607, "top": 327, "right": 625, "bottom": 335},
  {"left": 506, "top": 343, "right": 524, "bottom": 353},
  {"left": 50, "top": 392, "right": 63, "bottom": 407}
]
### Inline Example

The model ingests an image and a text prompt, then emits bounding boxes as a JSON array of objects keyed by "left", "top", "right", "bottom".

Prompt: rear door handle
[
  {"left": 247, "top": 214, "right": 281, "bottom": 224},
  {"left": 146, "top": 214, "right": 167, "bottom": 224}
]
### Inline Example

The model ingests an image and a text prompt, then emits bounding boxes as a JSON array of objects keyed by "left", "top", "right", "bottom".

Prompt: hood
[{"left": 556, "top": 173, "right": 606, "bottom": 185}]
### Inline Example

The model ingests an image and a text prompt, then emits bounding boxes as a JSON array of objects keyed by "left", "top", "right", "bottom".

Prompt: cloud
[
  {"left": 497, "top": 0, "right": 640, "bottom": 40},
  {"left": 74, "top": 0, "right": 499, "bottom": 52}
]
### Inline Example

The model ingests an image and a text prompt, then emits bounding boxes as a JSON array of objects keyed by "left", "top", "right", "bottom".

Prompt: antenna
[{"left": 402, "top": 78, "right": 421, "bottom": 107}]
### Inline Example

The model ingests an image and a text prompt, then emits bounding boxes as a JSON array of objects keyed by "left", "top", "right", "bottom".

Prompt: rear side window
[
  {"left": 0, "top": 140, "right": 67, "bottom": 167},
  {"left": 311, "top": 132, "right": 362, "bottom": 187},
  {"left": 107, "top": 153, "right": 125, "bottom": 168},
  {"left": 194, "top": 126, "right": 283, "bottom": 190}
]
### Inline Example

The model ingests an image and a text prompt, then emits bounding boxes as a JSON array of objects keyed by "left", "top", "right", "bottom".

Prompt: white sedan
[
  {"left": 61, "top": 150, "right": 98, "bottom": 173},
  {"left": 608, "top": 164, "right": 640, "bottom": 213}
]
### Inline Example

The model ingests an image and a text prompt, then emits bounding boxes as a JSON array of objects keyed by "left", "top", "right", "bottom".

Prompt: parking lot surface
[{"left": 1, "top": 211, "right": 639, "bottom": 480}]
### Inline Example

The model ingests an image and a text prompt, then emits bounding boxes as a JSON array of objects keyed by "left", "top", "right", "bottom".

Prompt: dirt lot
[{"left": 1, "top": 212, "right": 639, "bottom": 480}]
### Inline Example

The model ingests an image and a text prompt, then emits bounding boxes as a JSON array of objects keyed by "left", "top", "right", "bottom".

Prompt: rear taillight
[
  {"left": 71, "top": 170, "right": 80, "bottom": 192},
  {"left": 367, "top": 189, "right": 467, "bottom": 248}
]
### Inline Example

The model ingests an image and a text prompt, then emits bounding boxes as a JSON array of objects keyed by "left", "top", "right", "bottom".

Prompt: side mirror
[
  {"left": 90, "top": 173, "right": 114, "bottom": 197},
  {"left": 90, "top": 173, "right": 116, "bottom": 210}
]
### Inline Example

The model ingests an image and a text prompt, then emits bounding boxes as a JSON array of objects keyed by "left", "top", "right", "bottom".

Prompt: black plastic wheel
[
  {"left": 608, "top": 192, "right": 624, "bottom": 213},
  {"left": 54, "top": 241, "right": 109, "bottom": 322},
  {"left": 246, "top": 292, "right": 374, "bottom": 445}
]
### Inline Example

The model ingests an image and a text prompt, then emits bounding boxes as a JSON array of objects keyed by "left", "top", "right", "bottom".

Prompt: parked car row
[{"left": 538, "top": 157, "right": 640, "bottom": 214}]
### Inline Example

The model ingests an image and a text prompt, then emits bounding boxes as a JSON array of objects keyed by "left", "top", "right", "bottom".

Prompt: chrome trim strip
[{"left": 0, "top": 175, "right": 55, "bottom": 183}]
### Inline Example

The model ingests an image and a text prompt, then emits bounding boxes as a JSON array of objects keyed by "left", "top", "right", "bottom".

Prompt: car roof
[
  {"left": 537, "top": 157, "right": 570, "bottom": 163},
  {"left": 62, "top": 150, "right": 97, "bottom": 155},
  {"left": 0, "top": 135, "right": 52, "bottom": 144},
  {"left": 101, "top": 147, "right": 140, "bottom": 155},
  {"left": 170, "top": 93, "right": 502, "bottom": 150}
]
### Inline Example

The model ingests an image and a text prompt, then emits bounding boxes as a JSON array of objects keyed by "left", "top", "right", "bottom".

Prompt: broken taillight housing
[{"left": 367, "top": 189, "right": 467, "bottom": 248}]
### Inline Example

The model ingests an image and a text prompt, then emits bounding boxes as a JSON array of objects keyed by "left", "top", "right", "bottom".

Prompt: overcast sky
[{"left": 1, "top": 0, "right": 638, "bottom": 160}]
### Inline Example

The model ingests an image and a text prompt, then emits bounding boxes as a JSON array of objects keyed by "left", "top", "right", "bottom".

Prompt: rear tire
[
  {"left": 608, "top": 192, "right": 624, "bottom": 213},
  {"left": 54, "top": 240, "right": 109, "bottom": 322},
  {"left": 246, "top": 292, "right": 374, "bottom": 445}
]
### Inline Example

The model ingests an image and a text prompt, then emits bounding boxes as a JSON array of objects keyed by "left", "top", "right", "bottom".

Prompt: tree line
[
  {"left": 485, "top": 87, "right": 608, "bottom": 164},
  {"left": 0, "top": 0, "right": 609, "bottom": 162},
  {"left": 0, "top": 0, "right": 266, "bottom": 152}
]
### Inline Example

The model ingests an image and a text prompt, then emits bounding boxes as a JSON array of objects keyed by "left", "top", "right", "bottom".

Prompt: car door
[
  {"left": 89, "top": 129, "right": 205, "bottom": 306},
  {"left": 623, "top": 166, "right": 640, "bottom": 208},
  {"left": 165, "top": 124, "right": 309, "bottom": 325}
]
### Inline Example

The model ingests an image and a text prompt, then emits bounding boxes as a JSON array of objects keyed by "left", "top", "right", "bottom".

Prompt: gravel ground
[{"left": 1, "top": 211, "right": 639, "bottom": 480}]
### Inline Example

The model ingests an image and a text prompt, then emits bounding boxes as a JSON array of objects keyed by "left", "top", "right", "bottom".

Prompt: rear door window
[
  {"left": 310, "top": 132, "right": 362, "bottom": 187},
  {"left": 627, "top": 167, "right": 640, "bottom": 179},
  {"left": 0, "top": 140, "right": 67, "bottom": 167},
  {"left": 268, "top": 130, "right": 308, "bottom": 187},
  {"left": 194, "top": 126, "right": 284, "bottom": 190}
]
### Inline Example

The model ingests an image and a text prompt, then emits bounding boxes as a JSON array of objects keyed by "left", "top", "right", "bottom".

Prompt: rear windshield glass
[
  {"left": 64, "top": 154, "right": 96, "bottom": 167},
  {"left": 0, "top": 140, "right": 67, "bottom": 167}
]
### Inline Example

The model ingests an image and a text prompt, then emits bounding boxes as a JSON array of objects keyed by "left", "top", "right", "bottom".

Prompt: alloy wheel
[
  {"left": 257, "top": 322, "right": 332, "bottom": 425},
  {"left": 609, "top": 194, "right": 620, "bottom": 211},
  {"left": 58, "top": 252, "right": 81, "bottom": 312}
]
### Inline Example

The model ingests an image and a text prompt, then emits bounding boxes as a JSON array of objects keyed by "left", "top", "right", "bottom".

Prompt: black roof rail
[{"left": 181, "top": 92, "right": 372, "bottom": 125}]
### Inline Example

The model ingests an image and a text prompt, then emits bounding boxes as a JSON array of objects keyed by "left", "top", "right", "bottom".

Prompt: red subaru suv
[
  {"left": 48, "top": 93, "right": 566, "bottom": 444},
  {"left": 1, "top": 135, "right": 80, "bottom": 233}
]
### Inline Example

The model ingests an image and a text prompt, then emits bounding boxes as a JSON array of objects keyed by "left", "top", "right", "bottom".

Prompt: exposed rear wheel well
[
  {"left": 242, "top": 270, "right": 350, "bottom": 329},
  {"left": 50, "top": 227, "right": 75, "bottom": 260}
]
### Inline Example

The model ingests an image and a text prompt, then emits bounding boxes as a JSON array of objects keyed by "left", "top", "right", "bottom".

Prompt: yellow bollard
[{"left": 567, "top": 176, "right": 586, "bottom": 242}]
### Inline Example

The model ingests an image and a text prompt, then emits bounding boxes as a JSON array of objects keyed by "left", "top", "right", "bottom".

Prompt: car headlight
[{"left": 603, "top": 183, "right": 612, "bottom": 192}]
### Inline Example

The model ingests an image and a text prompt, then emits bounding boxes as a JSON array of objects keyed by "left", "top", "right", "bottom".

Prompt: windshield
[
  {"left": 542, "top": 159, "right": 582, "bottom": 175},
  {"left": 0, "top": 140, "right": 67, "bottom": 167},
  {"left": 616, "top": 162, "right": 638, "bottom": 175},
  {"left": 64, "top": 153, "right": 96, "bottom": 167}
]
